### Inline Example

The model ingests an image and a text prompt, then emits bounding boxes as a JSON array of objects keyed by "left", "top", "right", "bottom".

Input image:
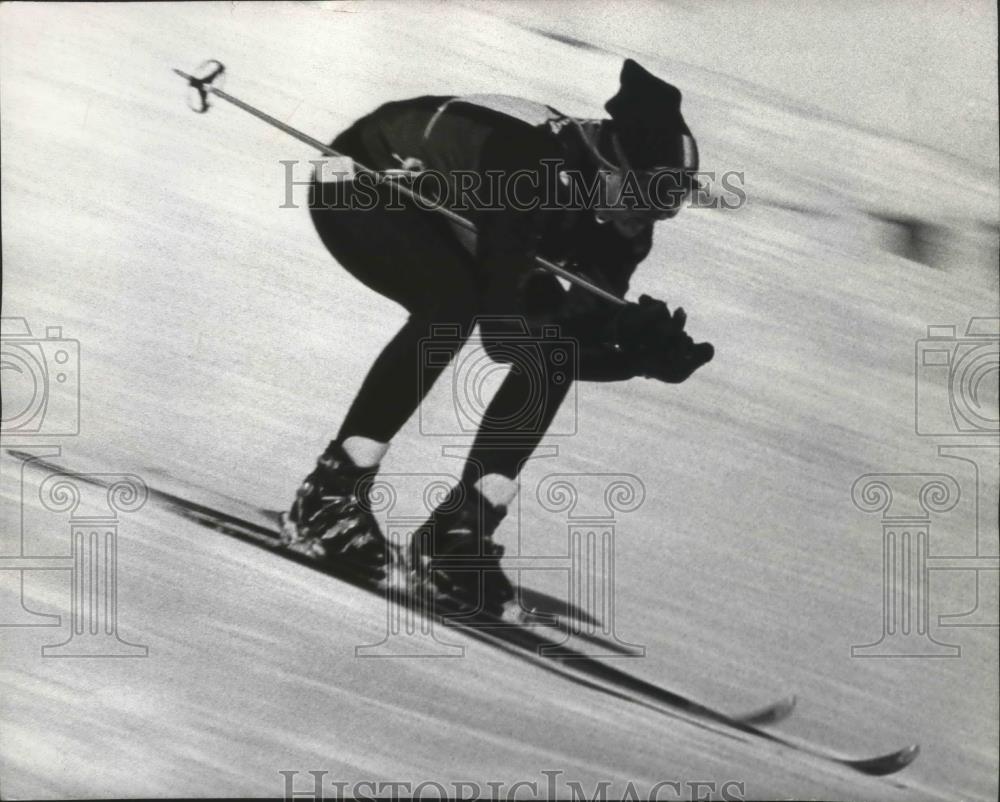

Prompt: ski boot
[
  {"left": 281, "top": 441, "right": 388, "bottom": 579},
  {"left": 409, "top": 483, "right": 515, "bottom": 616}
]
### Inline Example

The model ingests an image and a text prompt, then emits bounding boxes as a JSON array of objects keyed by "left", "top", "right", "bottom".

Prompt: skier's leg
[
  {"left": 311, "top": 181, "right": 480, "bottom": 449},
  {"left": 284, "top": 316, "right": 476, "bottom": 563},
  {"left": 336, "top": 308, "right": 473, "bottom": 447},
  {"left": 414, "top": 334, "right": 575, "bottom": 610},
  {"left": 463, "top": 341, "right": 575, "bottom": 483},
  {"left": 283, "top": 181, "right": 480, "bottom": 567}
]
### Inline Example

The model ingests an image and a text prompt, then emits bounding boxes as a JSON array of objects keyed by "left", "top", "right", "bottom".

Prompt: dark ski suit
[{"left": 310, "top": 94, "right": 657, "bottom": 480}]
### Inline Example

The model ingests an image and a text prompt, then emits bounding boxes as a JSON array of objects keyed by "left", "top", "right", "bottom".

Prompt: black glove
[
  {"left": 613, "top": 294, "right": 714, "bottom": 383},
  {"left": 614, "top": 294, "right": 682, "bottom": 353},
  {"left": 638, "top": 338, "right": 714, "bottom": 383}
]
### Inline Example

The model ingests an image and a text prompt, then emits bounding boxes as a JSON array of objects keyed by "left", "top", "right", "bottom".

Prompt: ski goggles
[
  {"left": 605, "top": 168, "right": 694, "bottom": 219},
  {"left": 585, "top": 128, "right": 699, "bottom": 219},
  {"left": 607, "top": 133, "right": 698, "bottom": 218}
]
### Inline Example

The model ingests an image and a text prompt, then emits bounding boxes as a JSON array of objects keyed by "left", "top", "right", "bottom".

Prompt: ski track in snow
[{"left": 1, "top": 3, "right": 997, "bottom": 800}]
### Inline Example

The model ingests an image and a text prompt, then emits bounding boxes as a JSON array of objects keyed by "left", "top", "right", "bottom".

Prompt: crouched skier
[{"left": 281, "top": 59, "right": 714, "bottom": 613}]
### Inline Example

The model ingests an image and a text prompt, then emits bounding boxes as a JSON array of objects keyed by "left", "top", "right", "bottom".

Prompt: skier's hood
[{"left": 605, "top": 59, "right": 697, "bottom": 173}]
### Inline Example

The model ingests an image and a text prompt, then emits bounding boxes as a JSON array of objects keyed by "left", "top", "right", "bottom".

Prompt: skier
[{"left": 281, "top": 59, "right": 714, "bottom": 612}]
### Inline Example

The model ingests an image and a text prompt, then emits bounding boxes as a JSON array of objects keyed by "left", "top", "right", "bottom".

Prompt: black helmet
[{"left": 605, "top": 59, "right": 698, "bottom": 174}]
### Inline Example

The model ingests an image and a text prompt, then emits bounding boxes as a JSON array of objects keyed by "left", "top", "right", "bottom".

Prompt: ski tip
[
  {"left": 845, "top": 743, "right": 920, "bottom": 776},
  {"left": 736, "top": 694, "right": 797, "bottom": 726}
]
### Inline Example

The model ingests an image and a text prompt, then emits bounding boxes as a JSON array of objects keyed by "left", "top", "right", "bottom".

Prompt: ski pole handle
[{"left": 173, "top": 63, "right": 626, "bottom": 308}]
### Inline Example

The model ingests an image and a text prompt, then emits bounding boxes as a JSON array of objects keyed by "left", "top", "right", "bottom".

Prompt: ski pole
[{"left": 173, "top": 61, "right": 626, "bottom": 308}]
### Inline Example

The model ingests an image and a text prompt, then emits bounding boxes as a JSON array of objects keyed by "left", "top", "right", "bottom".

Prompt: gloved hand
[
  {"left": 613, "top": 294, "right": 682, "bottom": 353},
  {"left": 613, "top": 294, "right": 714, "bottom": 383},
  {"left": 637, "top": 337, "right": 714, "bottom": 383}
]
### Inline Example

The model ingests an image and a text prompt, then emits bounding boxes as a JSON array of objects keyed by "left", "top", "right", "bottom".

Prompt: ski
[
  {"left": 11, "top": 453, "right": 920, "bottom": 777},
  {"left": 438, "top": 583, "right": 918, "bottom": 776},
  {"left": 153, "top": 486, "right": 921, "bottom": 776}
]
